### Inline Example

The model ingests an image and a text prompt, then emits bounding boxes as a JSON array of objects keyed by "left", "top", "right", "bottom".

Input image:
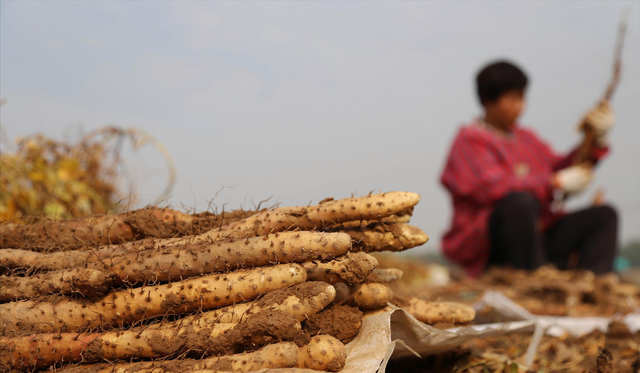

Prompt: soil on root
[
  {"left": 200, "top": 309, "right": 307, "bottom": 356},
  {"left": 255, "top": 281, "right": 326, "bottom": 309},
  {"left": 303, "top": 304, "right": 363, "bottom": 343}
]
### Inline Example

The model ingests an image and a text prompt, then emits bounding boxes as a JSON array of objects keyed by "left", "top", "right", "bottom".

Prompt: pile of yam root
[{"left": 0, "top": 191, "right": 475, "bottom": 373}]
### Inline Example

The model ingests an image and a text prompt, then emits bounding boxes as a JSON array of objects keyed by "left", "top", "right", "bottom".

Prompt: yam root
[
  {"left": 0, "top": 207, "right": 193, "bottom": 251},
  {"left": 97, "top": 231, "right": 349, "bottom": 286},
  {"left": 392, "top": 296, "right": 476, "bottom": 324},
  {"left": 188, "top": 281, "right": 336, "bottom": 324},
  {"left": 303, "top": 304, "right": 363, "bottom": 343},
  {"left": 212, "top": 309, "right": 307, "bottom": 354},
  {"left": 0, "top": 263, "right": 307, "bottom": 333},
  {"left": 0, "top": 322, "right": 235, "bottom": 370},
  {"left": 55, "top": 342, "right": 299, "bottom": 373},
  {"left": 76, "top": 191, "right": 420, "bottom": 256},
  {"left": 2, "top": 309, "right": 303, "bottom": 371},
  {"left": 0, "top": 268, "right": 118, "bottom": 302},
  {"left": 367, "top": 268, "right": 403, "bottom": 283},
  {"left": 303, "top": 252, "right": 378, "bottom": 284},
  {"left": 0, "top": 231, "right": 346, "bottom": 302},
  {"left": 332, "top": 281, "right": 393, "bottom": 309},
  {"left": 347, "top": 282, "right": 394, "bottom": 309},
  {"left": 328, "top": 223, "right": 429, "bottom": 252},
  {"left": 295, "top": 335, "right": 347, "bottom": 372},
  {"left": 222, "top": 191, "right": 421, "bottom": 238},
  {"left": 0, "top": 232, "right": 351, "bottom": 280},
  {"left": 334, "top": 208, "right": 413, "bottom": 228}
]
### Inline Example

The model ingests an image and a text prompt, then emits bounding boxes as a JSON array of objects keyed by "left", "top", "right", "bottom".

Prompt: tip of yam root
[
  {"left": 341, "top": 252, "right": 378, "bottom": 283},
  {"left": 303, "top": 304, "right": 363, "bottom": 344},
  {"left": 394, "top": 296, "right": 476, "bottom": 324},
  {"left": 385, "top": 191, "right": 421, "bottom": 207},
  {"left": 349, "top": 282, "right": 393, "bottom": 309},
  {"left": 334, "top": 232, "right": 353, "bottom": 253},
  {"left": 296, "top": 335, "right": 347, "bottom": 372},
  {"left": 397, "top": 224, "right": 429, "bottom": 246}
]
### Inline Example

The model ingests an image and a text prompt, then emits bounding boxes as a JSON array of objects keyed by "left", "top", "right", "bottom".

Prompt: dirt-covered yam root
[
  {"left": 0, "top": 263, "right": 307, "bottom": 333},
  {"left": 2, "top": 309, "right": 304, "bottom": 371},
  {"left": 186, "top": 281, "right": 336, "bottom": 324},
  {"left": 217, "top": 310, "right": 307, "bottom": 352},
  {"left": 296, "top": 335, "right": 347, "bottom": 372},
  {"left": 367, "top": 268, "right": 403, "bottom": 283},
  {"left": 0, "top": 322, "right": 236, "bottom": 371},
  {"left": 329, "top": 223, "right": 429, "bottom": 252},
  {"left": 303, "top": 252, "right": 378, "bottom": 284},
  {"left": 303, "top": 304, "right": 363, "bottom": 343},
  {"left": 223, "top": 191, "right": 421, "bottom": 238},
  {"left": 55, "top": 342, "right": 299, "bottom": 373},
  {"left": 0, "top": 268, "right": 117, "bottom": 302},
  {"left": 392, "top": 296, "right": 476, "bottom": 324},
  {"left": 0, "top": 207, "right": 193, "bottom": 251},
  {"left": 347, "top": 282, "right": 394, "bottom": 309}
]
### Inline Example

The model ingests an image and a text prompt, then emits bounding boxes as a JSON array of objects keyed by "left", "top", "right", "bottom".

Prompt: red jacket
[{"left": 440, "top": 120, "right": 608, "bottom": 277}]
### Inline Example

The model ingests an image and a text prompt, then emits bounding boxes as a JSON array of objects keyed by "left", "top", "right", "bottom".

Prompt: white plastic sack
[
  {"left": 474, "top": 290, "right": 640, "bottom": 337},
  {"left": 341, "top": 306, "right": 535, "bottom": 373}
]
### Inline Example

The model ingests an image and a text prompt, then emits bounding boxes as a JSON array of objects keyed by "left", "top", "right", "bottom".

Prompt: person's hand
[
  {"left": 553, "top": 164, "right": 593, "bottom": 194},
  {"left": 581, "top": 100, "right": 615, "bottom": 147}
]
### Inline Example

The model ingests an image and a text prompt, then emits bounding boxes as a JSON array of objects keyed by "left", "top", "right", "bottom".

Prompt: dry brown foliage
[{"left": 0, "top": 125, "right": 175, "bottom": 223}]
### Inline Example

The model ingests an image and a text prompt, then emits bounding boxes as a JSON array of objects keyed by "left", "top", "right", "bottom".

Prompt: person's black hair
[{"left": 476, "top": 61, "right": 528, "bottom": 106}]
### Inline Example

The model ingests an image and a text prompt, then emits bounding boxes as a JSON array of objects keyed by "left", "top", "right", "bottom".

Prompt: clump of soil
[
  {"left": 303, "top": 305, "right": 363, "bottom": 343},
  {"left": 343, "top": 252, "right": 378, "bottom": 283},
  {"left": 201, "top": 310, "right": 305, "bottom": 356},
  {"left": 255, "top": 281, "right": 325, "bottom": 308}
]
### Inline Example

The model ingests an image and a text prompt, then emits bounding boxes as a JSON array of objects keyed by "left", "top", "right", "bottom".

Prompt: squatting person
[{"left": 440, "top": 60, "right": 618, "bottom": 277}]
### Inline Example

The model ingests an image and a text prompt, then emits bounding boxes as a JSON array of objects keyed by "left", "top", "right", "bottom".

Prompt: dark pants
[{"left": 488, "top": 193, "right": 618, "bottom": 274}]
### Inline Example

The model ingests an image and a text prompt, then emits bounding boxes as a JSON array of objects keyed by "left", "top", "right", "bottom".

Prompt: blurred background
[{"left": 1, "top": 1, "right": 639, "bottom": 262}]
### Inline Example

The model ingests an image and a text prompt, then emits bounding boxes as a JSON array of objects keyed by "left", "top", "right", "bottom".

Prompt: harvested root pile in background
[
  {"left": 482, "top": 266, "right": 640, "bottom": 317},
  {"left": 386, "top": 320, "right": 640, "bottom": 373},
  {"left": 421, "top": 266, "right": 640, "bottom": 318},
  {"left": 0, "top": 191, "right": 475, "bottom": 372}
]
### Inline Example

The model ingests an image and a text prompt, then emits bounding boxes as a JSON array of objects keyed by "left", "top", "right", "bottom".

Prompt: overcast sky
[{"left": 1, "top": 1, "right": 639, "bottom": 251}]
